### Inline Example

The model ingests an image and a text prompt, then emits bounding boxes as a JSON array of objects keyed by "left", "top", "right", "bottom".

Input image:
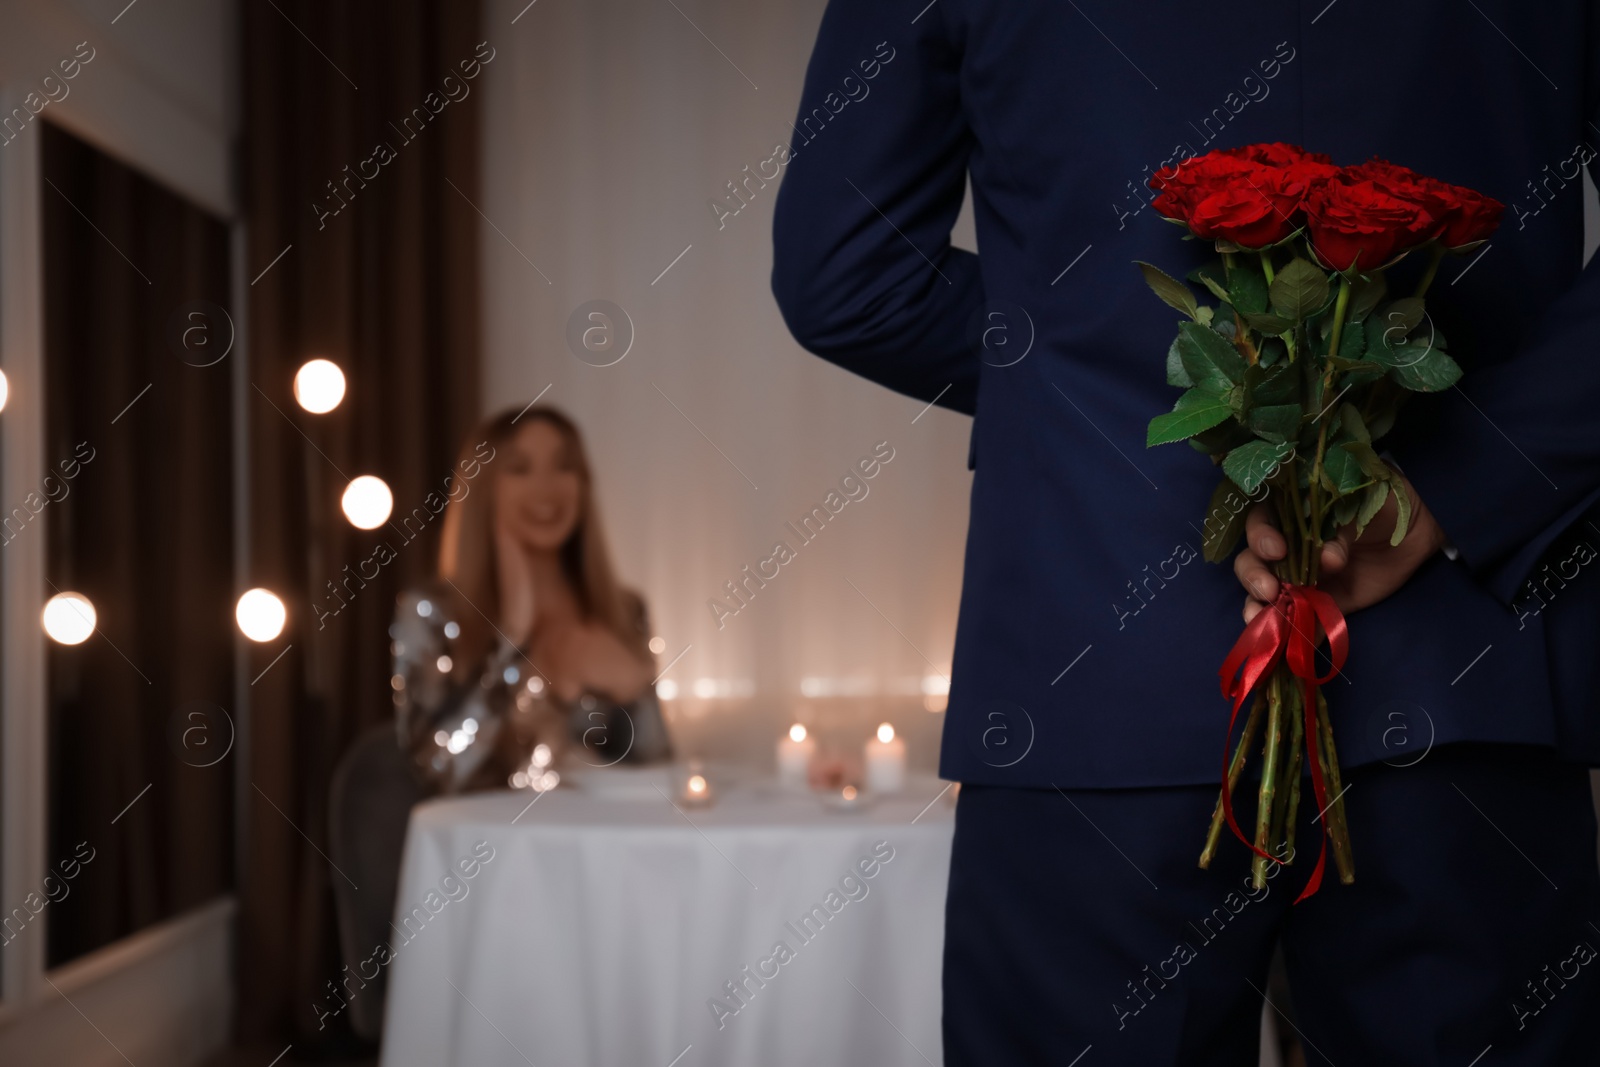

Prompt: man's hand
[{"left": 1236, "top": 473, "right": 1446, "bottom": 623}]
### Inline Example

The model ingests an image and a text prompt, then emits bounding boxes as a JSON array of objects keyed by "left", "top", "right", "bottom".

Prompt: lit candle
[
  {"left": 864, "top": 723, "right": 906, "bottom": 795},
  {"left": 682, "top": 766, "right": 715, "bottom": 807},
  {"left": 776, "top": 723, "right": 816, "bottom": 789}
]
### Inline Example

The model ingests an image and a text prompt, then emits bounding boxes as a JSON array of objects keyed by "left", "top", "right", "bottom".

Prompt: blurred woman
[{"left": 391, "top": 404, "right": 672, "bottom": 792}]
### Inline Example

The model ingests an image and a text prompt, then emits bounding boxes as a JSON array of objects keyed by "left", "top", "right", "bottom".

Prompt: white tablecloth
[{"left": 379, "top": 766, "right": 956, "bottom": 1067}]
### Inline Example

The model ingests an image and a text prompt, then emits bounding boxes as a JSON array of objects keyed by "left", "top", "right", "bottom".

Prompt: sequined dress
[{"left": 390, "top": 578, "right": 673, "bottom": 793}]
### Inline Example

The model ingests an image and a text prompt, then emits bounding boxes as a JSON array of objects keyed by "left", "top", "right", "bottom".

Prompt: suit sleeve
[
  {"left": 770, "top": 0, "right": 982, "bottom": 415},
  {"left": 1388, "top": 80, "right": 1600, "bottom": 607}
]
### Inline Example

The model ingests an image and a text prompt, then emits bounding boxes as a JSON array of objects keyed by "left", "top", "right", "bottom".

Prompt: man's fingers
[
  {"left": 1320, "top": 529, "right": 1351, "bottom": 575},
  {"left": 1244, "top": 502, "right": 1285, "bottom": 560},
  {"left": 1233, "top": 547, "right": 1279, "bottom": 605},
  {"left": 1243, "top": 597, "right": 1266, "bottom": 624}
]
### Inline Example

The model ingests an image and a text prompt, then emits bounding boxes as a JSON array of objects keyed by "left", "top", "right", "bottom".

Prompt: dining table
[{"left": 378, "top": 763, "right": 957, "bottom": 1067}]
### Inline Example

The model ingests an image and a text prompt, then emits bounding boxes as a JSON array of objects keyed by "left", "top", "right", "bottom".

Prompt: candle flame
[
  {"left": 876, "top": 723, "right": 895, "bottom": 743},
  {"left": 842, "top": 785, "right": 858, "bottom": 800},
  {"left": 789, "top": 723, "right": 807, "bottom": 742},
  {"left": 688, "top": 774, "right": 707, "bottom": 793}
]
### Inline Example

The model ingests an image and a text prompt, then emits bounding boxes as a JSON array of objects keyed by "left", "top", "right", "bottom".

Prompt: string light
[
  {"left": 341, "top": 475, "right": 393, "bottom": 529},
  {"left": 235, "top": 588, "right": 287, "bottom": 642},
  {"left": 42, "top": 592, "right": 96, "bottom": 645},
  {"left": 293, "top": 359, "right": 345, "bottom": 413}
]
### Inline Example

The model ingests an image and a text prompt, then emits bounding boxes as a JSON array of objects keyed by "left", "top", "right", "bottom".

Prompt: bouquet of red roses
[{"left": 1138, "top": 142, "right": 1502, "bottom": 899}]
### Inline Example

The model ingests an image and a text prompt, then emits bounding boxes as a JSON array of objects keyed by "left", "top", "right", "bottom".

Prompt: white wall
[
  {"left": 0, "top": 0, "right": 237, "bottom": 1059},
  {"left": 0, "top": 0, "right": 236, "bottom": 215},
  {"left": 479, "top": 0, "right": 976, "bottom": 771}
]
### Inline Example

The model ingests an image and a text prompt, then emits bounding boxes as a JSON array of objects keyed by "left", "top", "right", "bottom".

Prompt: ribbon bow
[{"left": 1216, "top": 582, "right": 1349, "bottom": 902}]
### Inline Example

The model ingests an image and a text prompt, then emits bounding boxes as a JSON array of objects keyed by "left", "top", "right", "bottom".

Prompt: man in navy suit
[{"left": 772, "top": 1, "right": 1600, "bottom": 1063}]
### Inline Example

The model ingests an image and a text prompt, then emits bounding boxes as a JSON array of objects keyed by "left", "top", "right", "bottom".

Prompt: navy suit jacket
[{"left": 771, "top": 0, "right": 1600, "bottom": 789}]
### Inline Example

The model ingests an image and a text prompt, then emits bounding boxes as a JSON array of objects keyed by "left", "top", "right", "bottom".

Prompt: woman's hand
[
  {"left": 1237, "top": 472, "right": 1446, "bottom": 623},
  {"left": 495, "top": 520, "right": 536, "bottom": 649},
  {"left": 548, "top": 622, "right": 653, "bottom": 705}
]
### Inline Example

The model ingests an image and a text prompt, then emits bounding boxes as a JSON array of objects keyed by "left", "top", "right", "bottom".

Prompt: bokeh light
[
  {"left": 293, "top": 359, "right": 346, "bottom": 413},
  {"left": 236, "top": 588, "right": 287, "bottom": 642},
  {"left": 341, "top": 475, "right": 393, "bottom": 529},
  {"left": 42, "top": 592, "right": 96, "bottom": 645}
]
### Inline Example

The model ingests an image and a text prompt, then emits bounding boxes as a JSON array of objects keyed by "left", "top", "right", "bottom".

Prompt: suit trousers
[{"left": 942, "top": 743, "right": 1600, "bottom": 1066}]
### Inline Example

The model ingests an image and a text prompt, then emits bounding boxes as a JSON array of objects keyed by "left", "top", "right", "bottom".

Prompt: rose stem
[
  {"left": 1253, "top": 670, "right": 1286, "bottom": 890},
  {"left": 1199, "top": 686, "right": 1267, "bottom": 869},
  {"left": 1283, "top": 736, "right": 1304, "bottom": 862},
  {"left": 1413, "top": 243, "right": 1446, "bottom": 298},
  {"left": 1285, "top": 472, "right": 1312, "bottom": 576},
  {"left": 1315, "top": 688, "right": 1357, "bottom": 884},
  {"left": 1259, "top": 249, "right": 1276, "bottom": 284},
  {"left": 1306, "top": 275, "right": 1354, "bottom": 585},
  {"left": 1272, "top": 683, "right": 1305, "bottom": 857}
]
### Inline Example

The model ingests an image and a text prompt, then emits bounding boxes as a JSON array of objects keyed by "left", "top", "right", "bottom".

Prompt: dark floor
[{"left": 203, "top": 1045, "right": 376, "bottom": 1067}]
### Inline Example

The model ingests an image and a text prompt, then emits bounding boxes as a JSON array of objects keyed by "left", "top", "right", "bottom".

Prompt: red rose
[
  {"left": 1344, "top": 158, "right": 1504, "bottom": 249},
  {"left": 1431, "top": 182, "right": 1504, "bottom": 248},
  {"left": 1149, "top": 153, "right": 1256, "bottom": 225},
  {"left": 1189, "top": 163, "right": 1327, "bottom": 247},
  {"left": 1282, "top": 158, "right": 1342, "bottom": 189},
  {"left": 1217, "top": 142, "right": 1333, "bottom": 169},
  {"left": 1304, "top": 175, "right": 1437, "bottom": 272},
  {"left": 1188, "top": 182, "right": 1296, "bottom": 247},
  {"left": 1150, "top": 144, "right": 1340, "bottom": 245},
  {"left": 1344, "top": 159, "right": 1447, "bottom": 239}
]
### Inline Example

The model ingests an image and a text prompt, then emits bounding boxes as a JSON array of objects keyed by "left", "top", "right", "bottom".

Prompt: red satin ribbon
[{"left": 1217, "top": 582, "right": 1349, "bottom": 902}]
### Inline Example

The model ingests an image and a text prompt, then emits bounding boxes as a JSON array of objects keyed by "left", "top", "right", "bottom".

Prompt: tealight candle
[
  {"left": 776, "top": 723, "right": 816, "bottom": 789},
  {"left": 681, "top": 766, "right": 715, "bottom": 807},
  {"left": 864, "top": 722, "right": 906, "bottom": 795}
]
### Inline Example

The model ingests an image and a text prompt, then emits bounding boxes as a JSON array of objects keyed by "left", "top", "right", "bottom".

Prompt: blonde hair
[{"left": 436, "top": 404, "right": 645, "bottom": 680}]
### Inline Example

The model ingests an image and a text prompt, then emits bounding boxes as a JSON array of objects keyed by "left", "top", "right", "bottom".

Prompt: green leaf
[
  {"left": 1355, "top": 480, "right": 1390, "bottom": 539},
  {"left": 1166, "top": 335, "right": 1195, "bottom": 388},
  {"left": 1390, "top": 477, "right": 1413, "bottom": 546},
  {"left": 1377, "top": 297, "right": 1426, "bottom": 336},
  {"left": 1228, "top": 266, "right": 1270, "bottom": 315},
  {"left": 1319, "top": 446, "right": 1367, "bottom": 497},
  {"left": 1239, "top": 362, "right": 1263, "bottom": 419},
  {"left": 1388, "top": 346, "right": 1462, "bottom": 392},
  {"left": 1248, "top": 403, "right": 1302, "bottom": 444},
  {"left": 1364, "top": 380, "right": 1406, "bottom": 441},
  {"left": 1346, "top": 273, "right": 1388, "bottom": 323},
  {"left": 1241, "top": 310, "right": 1295, "bottom": 335},
  {"left": 1341, "top": 440, "right": 1389, "bottom": 482},
  {"left": 1223, "top": 438, "right": 1295, "bottom": 494},
  {"left": 1363, "top": 315, "right": 1398, "bottom": 363},
  {"left": 1200, "top": 476, "right": 1254, "bottom": 563},
  {"left": 1333, "top": 493, "right": 1361, "bottom": 528},
  {"left": 1195, "top": 306, "right": 1215, "bottom": 327},
  {"left": 1136, "top": 261, "right": 1199, "bottom": 320},
  {"left": 1147, "top": 388, "right": 1235, "bottom": 447},
  {"left": 1326, "top": 355, "right": 1388, "bottom": 388},
  {"left": 1257, "top": 337, "right": 1288, "bottom": 367},
  {"left": 1253, "top": 361, "right": 1299, "bottom": 406},
  {"left": 1269, "top": 257, "right": 1331, "bottom": 321},
  {"left": 1303, "top": 370, "right": 1324, "bottom": 423},
  {"left": 1187, "top": 263, "right": 1231, "bottom": 302},
  {"left": 1176, "top": 321, "right": 1246, "bottom": 394},
  {"left": 1338, "top": 403, "right": 1371, "bottom": 444},
  {"left": 1339, "top": 316, "right": 1367, "bottom": 360},
  {"left": 1189, "top": 420, "right": 1252, "bottom": 456}
]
